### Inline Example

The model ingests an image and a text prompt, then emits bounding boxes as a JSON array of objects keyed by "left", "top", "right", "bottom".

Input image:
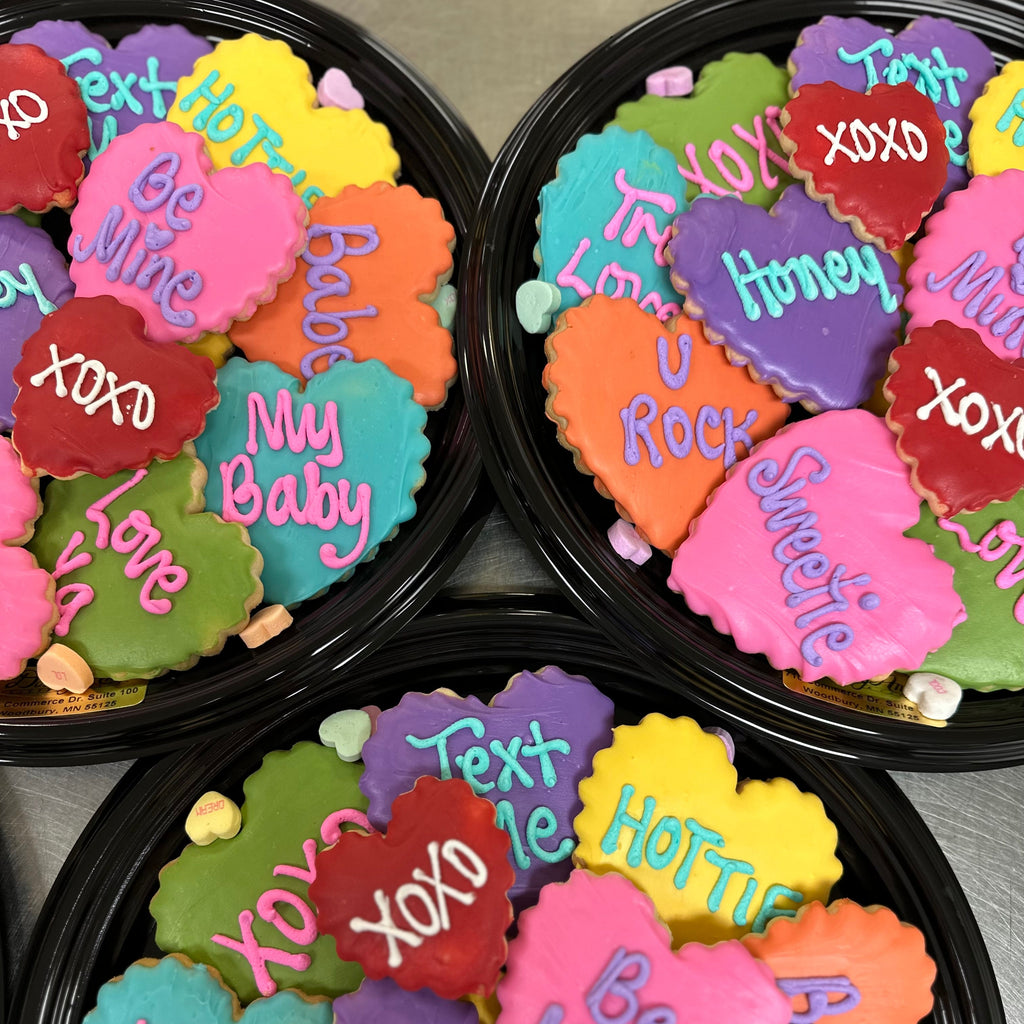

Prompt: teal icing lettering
[
  {"left": 944, "top": 119, "right": 968, "bottom": 167},
  {"left": 495, "top": 799, "right": 531, "bottom": 870},
  {"left": 525, "top": 805, "right": 574, "bottom": 864},
  {"left": 0, "top": 262, "right": 58, "bottom": 315},
  {"left": 138, "top": 57, "right": 177, "bottom": 119},
  {"left": 751, "top": 882, "right": 803, "bottom": 932},
  {"left": 996, "top": 87, "right": 1024, "bottom": 146},
  {"left": 404, "top": 717, "right": 485, "bottom": 778},
  {"left": 703, "top": 848, "right": 754, "bottom": 912},
  {"left": 489, "top": 735, "right": 534, "bottom": 792},
  {"left": 178, "top": 70, "right": 239, "bottom": 133},
  {"left": 838, "top": 41, "right": 967, "bottom": 107},
  {"left": 521, "top": 720, "right": 571, "bottom": 786},
  {"left": 600, "top": 784, "right": 655, "bottom": 867},
  {"left": 732, "top": 876, "right": 759, "bottom": 926},
  {"left": 454, "top": 745, "right": 494, "bottom": 794},
  {"left": 643, "top": 816, "right": 682, "bottom": 870},
  {"left": 672, "top": 817, "right": 724, "bottom": 889},
  {"left": 837, "top": 38, "right": 894, "bottom": 89}
]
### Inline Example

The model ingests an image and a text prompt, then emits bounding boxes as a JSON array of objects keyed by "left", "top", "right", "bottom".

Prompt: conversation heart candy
[
  {"left": 27, "top": 446, "right": 263, "bottom": 680},
  {"left": 884, "top": 320, "right": 1024, "bottom": 517},
  {"left": 907, "top": 492, "right": 1024, "bottom": 691},
  {"left": 524, "top": 125, "right": 686, "bottom": 328},
  {"left": 0, "top": 214, "right": 74, "bottom": 430},
  {"left": 906, "top": 170, "right": 1024, "bottom": 361},
  {"left": 310, "top": 776, "right": 515, "bottom": 999},
  {"left": 789, "top": 15, "right": 994, "bottom": 200},
  {"left": 613, "top": 52, "right": 793, "bottom": 209},
  {"left": 333, "top": 978, "right": 477, "bottom": 1024},
  {"left": 69, "top": 120, "right": 308, "bottom": 344},
  {"left": 0, "top": 43, "right": 89, "bottom": 212},
  {"left": 359, "top": 666, "right": 615, "bottom": 914},
  {"left": 902, "top": 672, "right": 963, "bottom": 720},
  {"left": 573, "top": 714, "right": 842, "bottom": 946},
  {"left": 10, "top": 20, "right": 213, "bottom": 160},
  {"left": 195, "top": 357, "right": 429, "bottom": 608},
  {"left": 83, "top": 955, "right": 331, "bottom": 1024},
  {"left": 168, "top": 34, "right": 399, "bottom": 207},
  {"left": 186, "top": 791, "right": 242, "bottom": 846},
  {"left": 668, "top": 410, "right": 964, "bottom": 683},
  {"left": 319, "top": 709, "right": 373, "bottom": 762},
  {"left": 12, "top": 295, "right": 220, "bottom": 479},
  {"left": 152, "top": 742, "right": 370, "bottom": 1002},
  {"left": 228, "top": 182, "right": 457, "bottom": 408},
  {"left": 667, "top": 186, "right": 903, "bottom": 412},
  {"left": 741, "top": 900, "right": 936, "bottom": 1024},
  {"left": 781, "top": 81, "right": 948, "bottom": 251},
  {"left": 498, "top": 870, "right": 791, "bottom": 1024},
  {"left": 543, "top": 296, "right": 788, "bottom": 553}
]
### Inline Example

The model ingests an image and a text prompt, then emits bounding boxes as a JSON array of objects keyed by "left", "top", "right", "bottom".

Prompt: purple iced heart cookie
[
  {"left": 667, "top": 186, "right": 902, "bottom": 411},
  {"left": 0, "top": 214, "right": 75, "bottom": 430},
  {"left": 359, "top": 666, "right": 615, "bottom": 915},
  {"left": 789, "top": 15, "right": 994, "bottom": 201},
  {"left": 10, "top": 20, "right": 212, "bottom": 160},
  {"left": 334, "top": 978, "right": 477, "bottom": 1024}
]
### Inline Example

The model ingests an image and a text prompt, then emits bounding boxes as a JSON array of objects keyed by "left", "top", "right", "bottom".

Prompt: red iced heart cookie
[
  {"left": 781, "top": 81, "right": 948, "bottom": 252},
  {"left": 544, "top": 295, "right": 788, "bottom": 553},
  {"left": 310, "top": 776, "right": 514, "bottom": 999},
  {"left": 0, "top": 43, "right": 89, "bottom": 212},
  {"left": 885, "top": 320, "right": 1024, "bottom": 518},
  {"left": 12, "top": 295, "right": 219, "bottom": 479}
]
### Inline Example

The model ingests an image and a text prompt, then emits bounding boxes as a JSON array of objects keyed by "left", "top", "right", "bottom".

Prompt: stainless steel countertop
[{"left": 1, "top": 3, "right": 1022, "bottom": 1021}]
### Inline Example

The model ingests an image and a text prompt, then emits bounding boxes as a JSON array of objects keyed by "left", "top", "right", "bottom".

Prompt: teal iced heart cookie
[{"left": 195, "top": 358, "right": 429, "bottom": 607}]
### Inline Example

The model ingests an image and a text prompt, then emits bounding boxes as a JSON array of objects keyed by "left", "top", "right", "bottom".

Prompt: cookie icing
[
  {"left": 533, "top": 125, "right": 686, "bottom": 324},
  {"left": 333, "top": 978, "right": 477, "bottom": 1024},
  {"left": 543, "top": 295, "right": 788, "bottom": 553},
  {"left": 788, "top": 15, "right": 994, "bottom": 201},
  {"left": 27, "top": 446, "right": 263, "bottom": 680},
  {"left": 168, "top": 34, "right": 399, "bottom": 207},
  {"left": 612, "top": 52, "right": 793, "bottom": 209},
  {"left": 968, "top": 60, "right": 1024, "bottom": 176},
  {"left": 668, "top": 410, "right": 964, "bottom": 683},
  {"left": 194, "top": 357, "right": 429, "bottom": 608},
  {"left": 359, "top": 666, "right": 615, "bottom": 915},
  {"left": 12, "top": 295, "right": 220, "bottom": 479},
  {"left": 667, "top": 186, "right": 903, "bottom": 412},
  {"left": 0, "top": 213, "right": 74, "bottom": 430},
  {"left": 10, "top": 20, "right": 212, "bottom": 160},
  {"left": 229, "top": 182, "right": 457, "bottom": 408},
  {"left": 69, "top": 120, "right": 308, "bottom": 344},
  {"left": 906, "top": 169, "right": 1024, "bottom": 360},
  {"left": 152, "top": 742, "right": 369, "bottom": 1003},
  {"left": 573, "top": 714, "right": 842, "bottom": 946},
  {"left": 498, "top": 870, "right": 792, "bottom": 1024}
]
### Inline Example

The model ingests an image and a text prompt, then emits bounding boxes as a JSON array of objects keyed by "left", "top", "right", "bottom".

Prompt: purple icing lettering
[
  {"left": 585, "top": 947, "right": 677, "bottom": 1024},
  {"left": 657, "top": 334, "right": 691, "bottom": 389},
  {"left": 777, "top": 976, "right": 861, "bottom": 1023},
  {"left": 621, "top": 394, "right": 663, "bottom": 468}
]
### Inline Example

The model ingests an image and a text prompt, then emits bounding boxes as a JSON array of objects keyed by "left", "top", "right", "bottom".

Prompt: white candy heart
[{"left": 903, "top": 672, "right": 963, "bottom": 720}]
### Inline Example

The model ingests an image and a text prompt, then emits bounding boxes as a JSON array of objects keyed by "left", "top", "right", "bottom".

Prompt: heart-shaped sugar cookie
[
  {"left": 194, "top": 357, "right": 429, "bottom": 608},
  {"left": 229, "top": 183, "right": 457, "bottom": 408},
  {"left": 885, "top": 320, "right": 1024, "bottom": 517},
  {"left": 667, "top": 186, "right": 902, "bottom": 412},
  {"left": 310, "top": 776, "right": 515, "bottom": 1000},
  {"left": 669, "top": 409, "right": 964, "bottom": 683},
  {"left": 544, "top": 295, "right": 788, "bottom": 553},
  {"left": 789, "top": 15, "right": 994, "bottom": 200},
  {"left": 573, "top": 714, "right": 842, "bottom": 946},
  {"left": 498, "top": 869, "right": 791, "bottom": 1024},
  {"left": 12, "top": 295, "right": 219, "bottom": 479},
  {"left": 781, "top": 81, "right": 948, "bottom": 251},
  {"left": 69, "top": 121, "right": 308, "bottom": 343},
  {"left": 333, "top": 978, "right": 477, "bottom": 1024}
]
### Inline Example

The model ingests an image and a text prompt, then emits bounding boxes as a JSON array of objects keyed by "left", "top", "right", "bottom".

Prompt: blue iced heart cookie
[{"left": 194, "top": 358, "right": 429, "bottom": 607}]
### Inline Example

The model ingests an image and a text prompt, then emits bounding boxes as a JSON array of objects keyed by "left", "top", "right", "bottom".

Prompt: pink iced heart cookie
[
  {"left": 498, "top": 870, "right": 791, "bottom": 1024},
  {"left": 668, "top": 409, "right": 963, "bottom": 683},
  {"left": 69, "top": 121, "right": 308, "bottom": 343},
  {"left": 906, "top": 170, "right": 1024, "bottom": 360}
]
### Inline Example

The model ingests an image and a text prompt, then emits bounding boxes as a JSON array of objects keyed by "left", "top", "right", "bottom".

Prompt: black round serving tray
[
  {"left": 0, "top": 0, "right": 492, "bottom": 766},
  {"left": 461, "top": 0, "right": 1024, "bottom": 770},
  {"left": 10, "top": 598, "right": 1002, "bottom": 1023}
]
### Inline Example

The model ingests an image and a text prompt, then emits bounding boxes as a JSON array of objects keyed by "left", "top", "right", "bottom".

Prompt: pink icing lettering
[
  {"left": 939, "top": 516, "right": 1024, "bottom": 623},
  {"left": 109, "top": 510, "right": 188, "bottom": 614},
  {"left": 54, "top": 583, "right": 95, "bottom": 637},
  {"left": 54, "top": 530, "right": 92, "bottom": 578},
  {"left": 321, "top": 807, "right": 374, "bottom": 844},
  {"left": 212, "top": 908, "right": 311, "bottom": 997},
  {"left": 679, "top": 142, "right": 735, "bottom": 197},
  {"left": 731, "top": 113, "right": 788, "bottom": 190},
  {"left": 86, "top": 468, "right": 146, "bottom": 548},
  {"left": 254, "top": 888, "right": 318, "bottom": 946},
  {"left": 246, "top": 389, "right": 343, "bottom": 468},
  {"left": 556, "top": 238, "right": 594, "bottom": 299},
  {"left": 708, "top": 139, "right": 754, "bottom": 192},
  {"left": 220, "top": 453, "right": 262, "bottom": 526},
  {"left": 604, "top": 168, "right": 676, "bottom": 266},
  {"left": 596, "top": 262, "right": 643, "bottom": 301},
  {"left": 274, "top": 838, "right": 318, "bottom": 885},
  {"left": 319, "top": 480, "right": 372, "bottom": 569}
]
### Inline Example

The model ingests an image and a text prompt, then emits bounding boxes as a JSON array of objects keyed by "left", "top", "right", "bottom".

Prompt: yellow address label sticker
[
  {"left": 781, "top": 671, "right": 946, "bottom": 728},
  {"left": 0, "top": 670, "right": 146, "bottom": 718}
]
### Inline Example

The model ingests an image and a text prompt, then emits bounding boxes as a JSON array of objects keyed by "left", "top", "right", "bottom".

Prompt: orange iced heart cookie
[
  {"left": 543, "top": 295, "right": 788, "bottom": 553},
  {"left": 229, "top": 183, "right": 457, "bottom": 408}
]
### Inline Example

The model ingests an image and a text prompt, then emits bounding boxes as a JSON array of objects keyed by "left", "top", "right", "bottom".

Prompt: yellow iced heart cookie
[
  {"left": 168, "top": 34, "right": 400, "bottom": 207},
  {"left": 573, "top": 714, "right": 842, "bottom": 946},
  {"left": 968, "top": 61, "right": 1024, "bottom": 176},
  {"left": 185, "top": 790, "right": 242, "bottom": 846}
]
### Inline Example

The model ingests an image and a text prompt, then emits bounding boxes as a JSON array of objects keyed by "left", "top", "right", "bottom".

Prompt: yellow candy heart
[
  {"left": 573, "top": 714, "right": 842, "bottom": 946},
  {"left": 186, "top": 790, "right": 242, "bottom": 846}
]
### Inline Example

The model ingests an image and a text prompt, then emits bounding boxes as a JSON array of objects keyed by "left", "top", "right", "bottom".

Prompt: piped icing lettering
[
  {"left": 573, "top": 715, "right": 841, "bottom": 946},
  {"left": 68, "top": 121, "right": 307, "bottom": 344},
  {"left": 789, "top": 15, "right": 994, "bottom": 200},
  {"left": 966, "top": 61, "right": 1024, "bottom": 176},
  {"left": 194, "top": 358, "right": 428, "bottom": 608},
  {"left": 359, "top": 667, "right": 615, "bottom": 914},
  {"left": 543, "top": 296, "right": 787, "bottom": 553},
  {"left": 667, "top": 187, "right": 903, "bottom": 412},
  {"left": 669, "top": 410, "right": 964, "bottom": 684},
  {"left": 612, "top": 52, "right": 794, "bottom": 209},
  {"left": 168, "top": 34, "right": 399, "bottom": 206},
  {"left": 531, "top": 126, "right": 686, "bottom": 325},
  {"left": 498, "top": 870, "right": 791, "bottom": 1024}
]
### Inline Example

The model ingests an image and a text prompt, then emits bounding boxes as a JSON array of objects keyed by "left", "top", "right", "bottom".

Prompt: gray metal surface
[{"left": 0, "top": 3, "right": 1022, "bottom": 1022}]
